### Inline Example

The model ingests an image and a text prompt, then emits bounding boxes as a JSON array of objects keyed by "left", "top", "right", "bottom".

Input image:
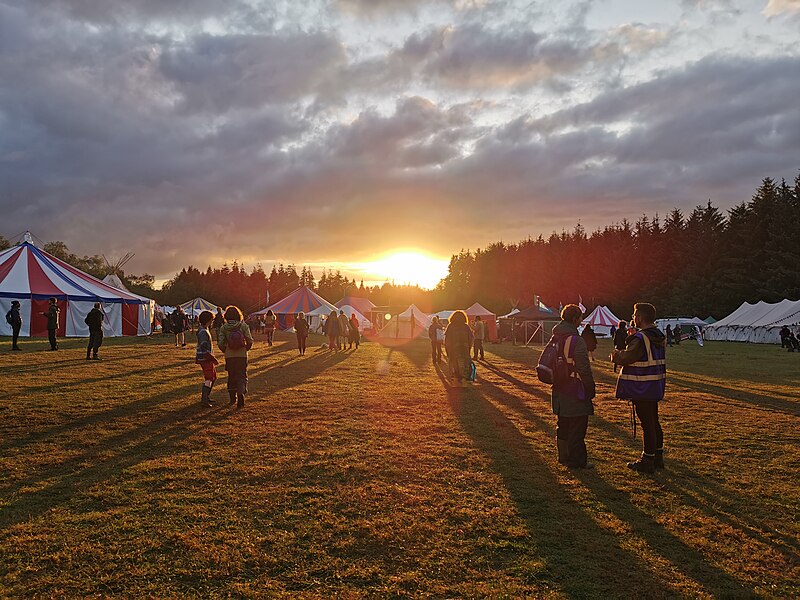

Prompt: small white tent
[
  {"left": 705, "top": 299, "right": 800, "bottom": 344},
  {"left": 377, "top": 304, "right": 431, "bottom": 339},
  {"left": 582, "top": 305, "right": 621, "bottom": 337},
  {"left": 308, "top": 304, "right": 372, "bottom": 334}
]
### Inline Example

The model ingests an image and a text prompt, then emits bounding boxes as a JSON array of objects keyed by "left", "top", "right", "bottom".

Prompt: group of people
[
  {"left": 427, "top": 313, "right": 488, "bottom": 386},
  {"left": 4, "top": 297, "right": 105, "bottom": 359},
  {"left": 779, "top": 325, "right": 800, "bottom": 351},
  {"left": 549, "top": 303, "right": 667, "bottom": 474},
  {"left": 322, "top": 310, "right": 361, "bottom": 351}
]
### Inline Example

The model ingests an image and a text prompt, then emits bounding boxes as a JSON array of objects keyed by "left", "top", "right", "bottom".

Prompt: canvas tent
[
  {"left": 704, "top": 299, "right": 800, "bottom": 344},
  {"left": 431, "top": 309, "right": 456, "bottom": 322},
  {"left": 335, "top": 296, "right": 375, "bottom": 316},
  {"left": 255, "top": 286, "right": 337, "bottom": 330},
  {"left": 376, "top": 304, "right": 430, "bottom": 339},
  {"left": 582, "top": 305, "right": 621, "bottom": 337},
  {"left": 308, "top": 304, "right": 372, "bottom": 333},
  {"left": 655, "top": 317, "right": 707, "bottom": 335},
  {"left": 102, "top": 273, "right": 130, "bottom": 292},
  {"left": 179, "top": 298, "right": 219, "bottom": 320},
  {"left": 464, "top": 302, "right": 498, "bottom": 341},
  {"left": 0, "top": 235, "right": 154, "bottom": 337}
]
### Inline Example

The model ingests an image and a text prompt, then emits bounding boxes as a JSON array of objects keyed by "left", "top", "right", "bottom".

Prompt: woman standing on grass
[
  {"left": 295, "top": 312, "right": 309, "bottom": 355},
  {"left": 581, "top": 324, "right": 598, "bottom": 361},
  {"left": 218, "top": 305, "right": 253, "bottom": 408},
  {"left": 324, "top": 310, "right": 339, "bottom": 350},
  {"left": 264, "top": 310, "right": 277, "bottom": 346},
  {"left": 348, "top": 313, "right": 360, "bottom": 349},
  {"left": 445, "top": 310, "right": 473, "bottom": 386}
]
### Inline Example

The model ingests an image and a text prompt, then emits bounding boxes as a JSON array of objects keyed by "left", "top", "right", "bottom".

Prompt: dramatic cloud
[{"left": 1, "top": 0, "right": 798, "bottom": 283}]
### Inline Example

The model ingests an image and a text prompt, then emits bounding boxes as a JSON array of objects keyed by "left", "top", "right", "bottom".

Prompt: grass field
[{"left": 0, "top": 331, "right": 798, "bottom": 598}]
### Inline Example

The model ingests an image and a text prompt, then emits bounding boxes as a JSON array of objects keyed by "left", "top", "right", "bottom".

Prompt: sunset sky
[{"left": 2, "top": 0, "right": 799, "bottom": 288}]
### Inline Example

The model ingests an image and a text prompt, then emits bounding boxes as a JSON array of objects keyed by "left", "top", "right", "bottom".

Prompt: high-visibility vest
[{"left": 615, "top": 331, "right": 666, "bottom": 401}]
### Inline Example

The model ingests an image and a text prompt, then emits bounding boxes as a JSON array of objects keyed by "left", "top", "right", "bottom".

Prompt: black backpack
[
  {"left": 5, "top": 310, "right": 12, "bottom": 325},
  {"left": 536, "top": 335, "right": 569, "bottom": 385}
]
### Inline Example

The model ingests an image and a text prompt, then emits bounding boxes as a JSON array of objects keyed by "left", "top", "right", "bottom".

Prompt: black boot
[
  {"left": 237, "top": 393, "right": 245, "bottom": 408},
  {"left": 655, "top": 448, "right": 665, "bottom": 470},
  {"left": 202, "top": 385, "right": 215, "bottom": 407},
  {"left": 228, "top": 390, "right": 237, "bottom": 406},
  {"left": 627, "top": 453, "right": 656, "bottom": 474}
]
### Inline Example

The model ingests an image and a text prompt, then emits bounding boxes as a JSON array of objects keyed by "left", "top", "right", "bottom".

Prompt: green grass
[{"left": 0, "top": 332, "right": 798, "bottom": 598}]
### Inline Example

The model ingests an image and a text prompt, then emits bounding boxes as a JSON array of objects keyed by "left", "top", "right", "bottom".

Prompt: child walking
[{"left": 196, "top": 310, "right": 219, "bottom": 407}]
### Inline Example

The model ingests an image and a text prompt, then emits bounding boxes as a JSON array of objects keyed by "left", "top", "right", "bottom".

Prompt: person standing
[
  {"left": 665, "top": 324, "right": 673, "bottom": 347},
  {"left": 212, "top": 307, "right": 225, "bottom": 341},
  {"left": 428, "top": 316, "right": 444, "bottom": 365},
  {"left": 324, "top": 310, "right": 339, "bottom": 349},
  {"left": 673, "top": 323, "right": 681, "bottom": 345},
  {"left": 472, "top": 315, "right": 486, "bottom": 360},
  {"left": 338, "top": 310, "right": 350, "bottom": 350},
  {"left": 172, "top": 307, "right": 187, "bottom": 347},
  {"left": 581, "top": 324, "right": 598, "bottom": 361},
  {"left": 613, "top": 320, "right": 628, "bottom": 373},
  {"left": 6, "top": 300, "right": 22, "bottom": 351},
  {"left": 612, "top": 302, "right": 667, "bottom": 473},
  {"left": 218, "top": 305, "right": 253, "bottom": 408},
  {"left": 195, "top": 310, "right": 219, "bottom": 407},
  {"left": 84, "top": 302, "right": 104, "bottom": 360},
  {"left": 348, "top": 313, "right": 360, "bottom": 349},
  {"left": 551, "top": 304, "right": 596, "bottom": 469},
  {"left": 41, "top": 297, "right": 60, "bottom": 351},
  {"left": 295, "top": 312, "right": 309, "bottom": 355},
  {"left": 263, "top": 310, "right": 277, "bottom": 346},
  {"left": 445, "top": 310, "right": 473, "bottom": 386}
]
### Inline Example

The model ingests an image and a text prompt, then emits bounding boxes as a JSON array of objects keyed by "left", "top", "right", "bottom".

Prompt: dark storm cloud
[{"left": 1, "top": 0, "right": 798, "bottom": 280}]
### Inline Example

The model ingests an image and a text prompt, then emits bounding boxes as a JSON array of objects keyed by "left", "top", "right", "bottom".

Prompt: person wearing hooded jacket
[
  {"left": 612, "top": 302, "right": 667, "bottom": 473},
  {"left": 551, "top": 304, "right": 597, "bottom": 469},
  {"left": 218, "top": 305, "right": 254, "bottom": 408}
]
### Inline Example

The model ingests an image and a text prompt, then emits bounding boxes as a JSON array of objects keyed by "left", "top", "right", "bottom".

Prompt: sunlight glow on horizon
[{"left": 358, "top": 251, "right": 450, "bottom": 290}]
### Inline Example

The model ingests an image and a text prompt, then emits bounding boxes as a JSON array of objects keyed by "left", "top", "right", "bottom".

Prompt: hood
[
  {"left": 221, "top": 321, "right": 243, "bottom": 331},
  {"left": 553, "top": 320, "right": 579, "bottom": 337},
  {"left": 641, "top": 326, "right": 666, "bottom": 348}
]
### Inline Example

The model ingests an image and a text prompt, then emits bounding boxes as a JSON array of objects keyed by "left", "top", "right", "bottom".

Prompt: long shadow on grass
[
  {"left": 438, "top": 374, "right": 674, "bottom": 597},
  {"left": 589, "top": 415, "right": 800, "bottom": 561},
  {"left": 476, "top": 372, "right": 753, "bottom": 595},
  {"left": 0, "top": 387, "right": 234, "bottom": 530},
  {"left": 667, "top": 375, "right": 799, "bottom": 417}
]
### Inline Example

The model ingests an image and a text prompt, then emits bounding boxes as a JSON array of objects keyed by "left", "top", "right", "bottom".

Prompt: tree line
[{"left": 3, "top": 172, "right": 797, "bottom": 319}]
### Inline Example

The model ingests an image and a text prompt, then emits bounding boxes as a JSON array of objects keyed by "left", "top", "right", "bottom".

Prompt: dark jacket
[
  {"left": 84, "top": 308, "right": 104, "bottom": 333},
  {"left": 45, "top": 304, "right": 60, "bottom": 330},
  {"left": 323, "top": 315, "right": 339, "bottom": 336},
  {"left": 612, "top": 326, "right": 667, "bottom": 367},
  {"left": 213, "top": 312, "right": 225, "bottom": 328},
  {"left": 6, "top": 306, "right": 22, "bottom": 328},
  {"left": 172, "top": 310, "right": 187, "bottom": 333},
  {"left": 295, "top": 316, "right": 309, "bottom": 336},
  {"left": 444, "top": 322, "right": 473, "bottom": 356},
  {"left": 581, "top": 326, "right": 598, "bottom": 351},
  {"left": 613, "top": 327, "right": 627, "bottom": 350},
  {"left": 428, "top": 322, "right": 443, "bottom": 341},
  {"left": 551, "top": 321, "right": 596, "bottom": 417}
]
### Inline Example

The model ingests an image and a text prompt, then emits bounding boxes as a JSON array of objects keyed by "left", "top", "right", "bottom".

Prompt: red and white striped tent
[
  {"left": 0, "top": 236, "right": 154, "bottom": 338},
  {"left": 581, "top": 305, "right": 621, "bottom": 337}
]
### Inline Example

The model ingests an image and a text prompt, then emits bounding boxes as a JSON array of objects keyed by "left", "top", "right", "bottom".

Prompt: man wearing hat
[{"left": 6, "top": 300, "right": 22, "bottom": 351}]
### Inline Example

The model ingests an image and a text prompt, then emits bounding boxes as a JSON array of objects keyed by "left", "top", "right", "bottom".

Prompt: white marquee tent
[
  {"left": 704, "top": 299, "right": 800, "bottom": 344},
  {"left": 307, "top": 304, "right": 372, "bottom": 333},
  {"left": 377, "top": 304, "right": 431, "bottom": 339}
]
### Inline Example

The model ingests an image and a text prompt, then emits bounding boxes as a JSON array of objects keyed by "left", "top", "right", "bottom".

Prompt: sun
[{"left": 366, "top": 251, "right": 449, "bottom": 289}]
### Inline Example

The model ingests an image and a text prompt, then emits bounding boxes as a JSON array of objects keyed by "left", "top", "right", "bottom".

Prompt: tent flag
[
  {"left": 578, "top": 295, "right": 586, "bottom": 314},
  {"left": 0, "top": 239, "right": 153, "bottom": 338}
]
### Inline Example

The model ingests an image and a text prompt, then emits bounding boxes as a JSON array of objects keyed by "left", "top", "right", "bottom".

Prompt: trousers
[
  {"left": 556, "top": 415, "right": 589, "bottom": 467},
  {"left": 633, "top": 399, "right": 663, "bottom": 454}
]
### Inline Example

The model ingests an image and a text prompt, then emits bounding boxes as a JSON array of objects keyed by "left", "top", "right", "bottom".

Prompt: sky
[{"left": 1, "top": 0, "right": 799, "bottom": 288}]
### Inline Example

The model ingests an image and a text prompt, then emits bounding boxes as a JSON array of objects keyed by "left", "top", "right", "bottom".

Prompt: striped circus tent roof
[
  {"left": 0, "top": 236, "right": 153, "bottom": 338},
  {"left": 582, "top": 305, "right": 620, "bottom": 328},
  {"left": 179, "top": 297, "right": 219, "bottom": 316},
  {"left": 261, "top": 286, "right": 336, "bottom": 316},
  {"left": 0, "top": 240, "right": 149, "bottom": 304}
]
